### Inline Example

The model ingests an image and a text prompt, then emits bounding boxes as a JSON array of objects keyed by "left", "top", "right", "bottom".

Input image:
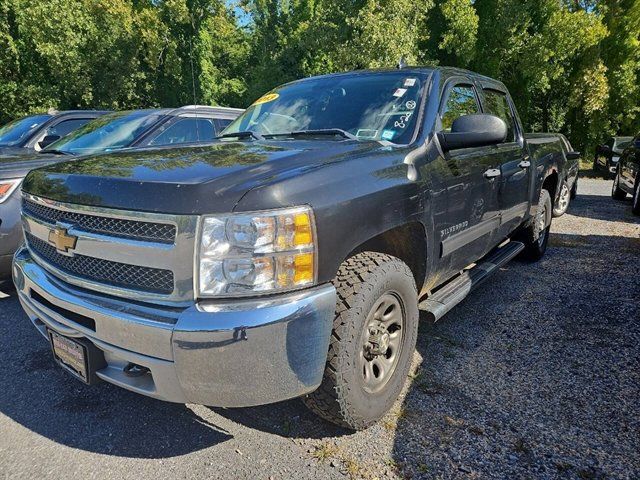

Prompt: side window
[
  {"left": 441, "top": 85, "right": 480, "bottom": 132},
  {"left": 482, "top": 89, "right": 515, "bottom": 142},
  {"left": 214, "top": 118, "right": 232, "bottom": 135},
  {"left": 148, "top": 118, "right": 216, "bottom": 146},
  {"left": 46, "top": 118, "right": 91, "bottom": 138}
]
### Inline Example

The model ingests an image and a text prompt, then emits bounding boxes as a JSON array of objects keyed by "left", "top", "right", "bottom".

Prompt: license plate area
[{"left": 48, "top": 330, "right": 105, "bottom": 384}]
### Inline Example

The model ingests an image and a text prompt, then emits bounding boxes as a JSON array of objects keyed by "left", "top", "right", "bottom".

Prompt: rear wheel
[
  {"left": 303, "top": 252, "right": 418, "bottom": 430},
  {"left": 518, "top": 188, "right": 552, "bottom": 261},
  {"left": 553, "top": 180, "right": 571, "bottom": 217},
  {"left": 611, "top": 171, "right": 627, "bottom": 200},
  {"left": 570, "top": 177, "right": 578, "bottom": 199},
  {"left": 632, "top": 179, "right": 640, "bottom": 216}
]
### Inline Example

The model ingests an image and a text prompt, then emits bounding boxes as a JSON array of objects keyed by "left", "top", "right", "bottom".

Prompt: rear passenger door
[
  {"left": 438, "top": 79, "right": 501, "bottom": 274},
  {"left": 480, "top": 85, "right": 529, "bottom": 238}
]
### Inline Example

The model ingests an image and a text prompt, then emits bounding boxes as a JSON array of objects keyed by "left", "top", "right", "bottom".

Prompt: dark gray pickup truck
[{"left": 13, "top": 67, "right": 564, "bottom": 429}]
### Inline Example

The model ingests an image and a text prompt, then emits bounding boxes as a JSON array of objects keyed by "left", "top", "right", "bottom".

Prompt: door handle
[
  {"left": 484, "top": 168, "right": 501, "bottom": 179},
  {"left": 519, "top": 160, "right": 531, "bottom": 168}
]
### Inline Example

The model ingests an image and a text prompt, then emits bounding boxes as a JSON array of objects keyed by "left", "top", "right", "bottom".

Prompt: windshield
[
  {"left": 0, "top": 115, "right": 51, "bottom": 147},
  {"left": 45, "top": 111, "right": 162, "bottom": 155},
  {"left": 613, "top": 137, "right": 633, "bottom": 151},
  {"left": 224, "top": 72, "right": 427, "bottom": 144}
]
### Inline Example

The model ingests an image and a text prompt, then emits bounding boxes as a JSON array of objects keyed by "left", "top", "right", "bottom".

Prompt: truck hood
[
  {"left": 0, "top": 150, "right": 72, "bottom": 179},
  {"left": 22, "top": 140, "right": 384, "bottom": 214}
]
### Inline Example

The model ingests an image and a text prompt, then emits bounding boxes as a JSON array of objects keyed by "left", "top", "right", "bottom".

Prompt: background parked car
[
  {"left": 611, "top": 133, "right": 640, "bottom": 215},
  {"left": 594, "top": 136, "right": 633, "bottom": 174},
  {"left": 0, "top": 105, "right": 243, "bottom": 280},
  {"left": 0, "top": 110, "right": 109, "bottom": 154}
]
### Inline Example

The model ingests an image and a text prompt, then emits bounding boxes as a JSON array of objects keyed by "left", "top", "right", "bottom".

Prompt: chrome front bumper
[{"left": 13, "top": 246, "right": 336, "bottom": 407}]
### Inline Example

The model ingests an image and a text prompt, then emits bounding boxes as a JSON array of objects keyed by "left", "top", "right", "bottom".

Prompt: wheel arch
[
  {"left": 345, "top": 221, "right": 428, "bottom": 291},
  {"left": 542, "top": 170, "right": 559, "bottom": 206}
]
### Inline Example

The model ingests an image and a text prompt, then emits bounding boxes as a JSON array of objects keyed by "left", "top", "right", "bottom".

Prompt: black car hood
[
  {"left": 22, "top": 140, "right": 384, "bottom": 214},
  {"left": 0, "top": 150, "right": 73, "bottom": 179}
]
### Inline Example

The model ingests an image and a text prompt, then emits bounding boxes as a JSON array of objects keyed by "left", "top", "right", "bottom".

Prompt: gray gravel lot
[{"left": 0, "top": 178, "right": 638, "bottom": 479}]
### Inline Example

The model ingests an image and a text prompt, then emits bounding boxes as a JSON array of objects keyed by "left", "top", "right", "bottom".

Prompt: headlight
[
  {"left": 0, "top": 179, "right": 21, "bottom": 204},
  {"left": 197, "top": 206, "right": 317, "bottom": 297}
]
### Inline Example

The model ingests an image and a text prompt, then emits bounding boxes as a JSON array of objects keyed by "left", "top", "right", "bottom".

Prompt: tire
[
  {"left": 611, "top": 171, "right": 627, "bottom": 200},
  {"left": 632, "top": 179, "right": 640, "bottom": 216},
  {"left": 303, "top": 252, "right": 419, "bottom": 430},
  {"left": 553, "top": 180, "right": 571, "bottom": 217},
  {"left": 518, "top": 188, "right": 552, "bottom": 261},
  {"left": 570, "top": 177, "right": 578, "bottom": 200}
]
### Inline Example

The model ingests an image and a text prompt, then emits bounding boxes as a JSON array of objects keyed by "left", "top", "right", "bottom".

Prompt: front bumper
[{"left": 12, "top": 246, "right": 336, "bottom": 406}]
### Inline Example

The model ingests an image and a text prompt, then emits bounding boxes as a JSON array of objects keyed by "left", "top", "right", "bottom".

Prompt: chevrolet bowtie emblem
[{"left": 48, "top": 227, "right": 78, "bottom": 253}]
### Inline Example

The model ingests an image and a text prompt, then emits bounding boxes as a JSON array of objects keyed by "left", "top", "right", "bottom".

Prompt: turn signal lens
[{"left": 0, "top": 179, "right": 21, "bottom": 203}]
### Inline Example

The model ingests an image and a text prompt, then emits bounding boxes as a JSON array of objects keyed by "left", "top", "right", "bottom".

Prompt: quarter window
[
  {"left": 482, "top": 89, "right": 516, "bottom": 142},
  {"left": 441, "top": 85, "right": 480, "bottom": 132}
]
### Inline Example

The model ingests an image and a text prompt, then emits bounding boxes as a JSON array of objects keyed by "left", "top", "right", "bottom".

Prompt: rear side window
[
  {"left": 440, "top": 85, "right": 479, "bottom": 132},
  {"left": 45, "top": 118, "right": 91, "bottom": 138},
  {"left": 214, "top": 118, "right": 232, "bottom": 135},
  {"left": 482, "top": 89, "right": 515, "bottom": 142},
  {"left": 148, "top": 117, "right": 216, "bottom": 146}
]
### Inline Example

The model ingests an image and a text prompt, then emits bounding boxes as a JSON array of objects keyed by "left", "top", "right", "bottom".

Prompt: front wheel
[
  {"left": 518, "top": 188, "right": 552, "bottom": 261},
  {"left": 612, "top": 172, "right": 627, "bottom": 200},
  {"left": 303, "top": 252, "right": 418, "bottom": 430},
  {"left": 553, "top": 180, "right": 571, "bottom": 217}
]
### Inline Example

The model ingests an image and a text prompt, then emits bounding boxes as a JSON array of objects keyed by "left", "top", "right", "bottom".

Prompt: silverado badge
[{"left": 48, "top": 226, "right": 78, "bottom": 254}]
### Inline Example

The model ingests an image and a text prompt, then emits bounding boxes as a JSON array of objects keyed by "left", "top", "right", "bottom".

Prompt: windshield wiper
[
  {"left": 41, "top": 149, "right": 73, "bottom": 156},
  {"left": 216, "top": 131, "right": 264, "bottom": 141},
  {"left": 270, "top": 129, "right": 358, "bottom": 140}
]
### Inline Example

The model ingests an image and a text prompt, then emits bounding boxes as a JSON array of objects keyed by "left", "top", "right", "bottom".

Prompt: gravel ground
[{"left": 0, "top": 178, "right": 638, "bottom": 479}]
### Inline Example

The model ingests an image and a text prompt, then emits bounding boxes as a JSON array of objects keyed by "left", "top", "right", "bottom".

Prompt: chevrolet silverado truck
[{"left": 13, "top": 67, "right": 564, "bottom": 430}]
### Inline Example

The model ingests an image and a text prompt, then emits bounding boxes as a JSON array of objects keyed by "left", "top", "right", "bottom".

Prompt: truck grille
[
  {"left": 26, "top": 233, "right": 175, "bottom": 294},
  {"left": 23, "top": 198, "right": 176, "bottom": 244}
]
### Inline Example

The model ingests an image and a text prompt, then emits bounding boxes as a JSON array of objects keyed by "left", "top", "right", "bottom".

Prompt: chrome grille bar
[{"left": 21, "top": 193, "right": 198, "bottom": 305}]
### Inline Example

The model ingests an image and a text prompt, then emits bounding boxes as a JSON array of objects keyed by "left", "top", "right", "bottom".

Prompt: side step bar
[{"left": 418, "top": 240, "right": 525, "bottom": 322}]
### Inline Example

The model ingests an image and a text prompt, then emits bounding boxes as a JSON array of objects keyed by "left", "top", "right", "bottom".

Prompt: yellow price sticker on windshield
[{"left": 252, "top": 93, "right": 279, "bottom": 106}]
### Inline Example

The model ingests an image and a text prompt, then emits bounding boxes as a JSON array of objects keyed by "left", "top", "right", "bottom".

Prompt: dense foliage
[{"left": 1, "top": 0, "right": 638, "bottom": 152}]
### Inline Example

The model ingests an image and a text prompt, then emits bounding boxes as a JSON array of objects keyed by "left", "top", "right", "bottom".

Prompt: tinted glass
[
  {"left": 147, "top": 118, "right": 216, "bottom": 146},
  {"left": 224, "top": 72, "right": 427, "bottom": 144},
  {"left": 46, "top": 118, "right": 91, "bottom": 138},
  {"left": 441, "top": 85, "right": 479, "bottom": 132},
  {"left": 45, "top": 111, "right": 161, "bottom": 155},
  {"left": 0, "top": 114, "right": 51, "bottom": 146},
  {"left": 215, "top": 118, "right": 232, "bottom": 134},
  {"left": 483, "top": 89, "right": 515, "bottom": 142}
]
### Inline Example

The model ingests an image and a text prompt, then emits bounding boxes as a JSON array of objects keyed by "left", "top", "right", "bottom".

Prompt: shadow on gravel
[
  {"left": 209, "top": 399, "right": 351, "bottom": 440},
  {"left": 565, "top": 194, "right": 640, "bottom": 223},
  {"left": 0, "top": 303, "right": 232, "bottom": 458}
]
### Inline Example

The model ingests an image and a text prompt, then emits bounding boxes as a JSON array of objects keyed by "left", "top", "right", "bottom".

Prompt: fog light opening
[{"left": 123, "top": 363, "right": 150, "bottom": 378}]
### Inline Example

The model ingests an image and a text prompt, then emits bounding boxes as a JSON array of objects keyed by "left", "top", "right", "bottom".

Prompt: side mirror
[
  {"left": 566, "top": 151, "right": 581, "bottom": 161},
  {"left": 38, "top": 134, "right": 60, "bottom": 149},
  {"left": 437, "top": 114, "right": 507, "bottom": 151}
]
